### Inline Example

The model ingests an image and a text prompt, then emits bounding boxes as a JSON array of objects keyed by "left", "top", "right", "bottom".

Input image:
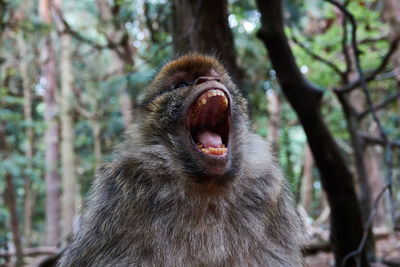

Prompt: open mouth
[{"left": 187, "top": 89, "right": 230, "bottom": 156}]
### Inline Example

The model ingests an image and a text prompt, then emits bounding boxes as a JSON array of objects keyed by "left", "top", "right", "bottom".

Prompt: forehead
[
  {"left": 140, "top": 54, "right": 229, "bottom": 106},
  {"left": 158, "top": 54, "right": 225, "bottom": 78}
]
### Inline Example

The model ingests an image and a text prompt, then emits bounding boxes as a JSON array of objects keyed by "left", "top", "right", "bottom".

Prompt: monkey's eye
[{"left": 174, "top": 81, "right": 191, "bottom": 89}]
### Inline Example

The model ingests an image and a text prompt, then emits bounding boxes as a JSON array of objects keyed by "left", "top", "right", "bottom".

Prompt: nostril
[{"left": 194, "top": 76, "right": 221, "bottom": 85}]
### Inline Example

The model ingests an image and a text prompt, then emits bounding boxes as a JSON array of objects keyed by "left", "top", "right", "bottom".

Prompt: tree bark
[
  {"left": 59, "top": 29, "right": 76, "bottom": 239},
  {"left": 381, "top": 0, "right": 400, "bottom": 143},
  {"left": 4, "top": 174, "right": 24, "bottom": 267},
  {"left": 17, "top": 32, "right": 35, "bottom": 247},
  {"left": 0, "top": 122, "right": 24, "bottom": 266},
  {"left": 300, "top": 144, "right": 314, "bottom": 213},
  {"left": 54, "top": 0, "right": 77, "bottom": 239},
  {"left": 337, "top": 92, "right": 376, "bottom": 261},
  {"left": 267, "top": 90, "right": 281, "bottom": 156},
  {"left": 92, "top": 119, "right": 102, "bottom": 170},
  {"left": 172, "top": 0, "right": 242, "bottom": 85},
  {"left": 96, "top": 0, "right": 135, "bottom": 127},
  {"left": 39, "top": 0, "right": 61, "bottom": 246},
  {"left": 255, "top": 1, "right": 367, "bottom": 266},
  {"left": 364, "top": 145, "right": 385, "bottom": 227}
]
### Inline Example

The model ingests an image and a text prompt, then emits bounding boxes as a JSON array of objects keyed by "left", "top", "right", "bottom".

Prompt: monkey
[{"left": 58, "top": 54, "right": 304, "bottom": 266}]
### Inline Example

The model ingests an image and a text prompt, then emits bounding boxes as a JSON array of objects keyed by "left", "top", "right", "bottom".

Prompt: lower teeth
[{"left": 196, "top": 144, "right": 227, "bottom": 155}]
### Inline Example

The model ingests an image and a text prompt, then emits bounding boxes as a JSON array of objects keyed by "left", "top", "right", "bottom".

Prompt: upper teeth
[
  {"left": 191, "top": 89, "right": 228, "bottom": 120},
  {"left": 196, "top": 89, "right": 227, "bottom": 108}
]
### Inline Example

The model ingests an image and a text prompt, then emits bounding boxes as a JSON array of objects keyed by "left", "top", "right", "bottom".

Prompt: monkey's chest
[{"left": 133, "top": 213, "right": 273, "bottom": 266}]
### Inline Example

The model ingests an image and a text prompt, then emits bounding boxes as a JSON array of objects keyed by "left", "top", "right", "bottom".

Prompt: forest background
[{"left": 0, "top": 0, "right": 399, "bottom": 266}]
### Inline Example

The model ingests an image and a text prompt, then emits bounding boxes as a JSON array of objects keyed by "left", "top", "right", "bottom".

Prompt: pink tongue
[{"left": 197, "top": 131, "right": 222, "bottom": 148}]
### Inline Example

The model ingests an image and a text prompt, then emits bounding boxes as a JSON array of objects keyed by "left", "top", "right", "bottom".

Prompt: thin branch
[
  {"left": 341, "top": 184, "right": 390, "bottom": 266},
  {"left": 340, "top": 3, "right": 352, "bottom": 79},
  {"left": 335, "top": 35, "right": 400, "bottom": 94},
  {"left": 55, "top": 13, "right": 123, "bottom": 50},
  {"left": 359, "top": 36, "right": 386, "bottom": 44},
  {"left": 375, "top": 67, "right": 400, "bottom": 81},
  {"left": 72, "top": 87, "right": 99, "bottom": 120},
  {"left": 328, "top": 0, "right": 397, "bottom": 234},
  {"left": 74, "top": 100, "right": 95, "bottom": 120},
  {"left": 358, "top": 92, "right": 400, "bottom": 120},
  {"left": 291, "top": 36, "right": 344, "bottom": 78},
  {"left": 358, "top": 131, "right": 400, "bottom": 149},
  {"left": 324, "top": 1, "right": 397, "bottom": 265}
]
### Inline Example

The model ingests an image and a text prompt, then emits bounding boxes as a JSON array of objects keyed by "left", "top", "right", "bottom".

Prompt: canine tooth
[{"left": 201, "top": 99, "right": 207, "bottom": 105}]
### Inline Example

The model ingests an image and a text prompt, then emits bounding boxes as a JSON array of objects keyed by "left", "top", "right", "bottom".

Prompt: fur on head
[{"left": 130, "top": 53, "right": 250, "bottom": 186}]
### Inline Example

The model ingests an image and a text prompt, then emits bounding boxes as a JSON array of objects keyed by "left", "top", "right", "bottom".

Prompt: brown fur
[{"left": 58, "top": 54, "right": 304, "bottom": 266}]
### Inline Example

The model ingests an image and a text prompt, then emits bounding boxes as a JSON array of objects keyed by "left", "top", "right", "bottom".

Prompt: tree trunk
[
  {"left": 59, "top": 28, "right": 76, "bottom": 239},
  {"left": 256, "top": 1, "right": 367, "bottom": 266},
  {"left": 0, "top": 122, "right": 24, "bottom": 266},
  {"left": 337, "top": 92, "right": 376, "bottom": 261},
  {"left": 43, "top": 35, "right": 61, "bottom": 246},
  {"left": 17, "top": 32, "right": 35, "bottom": 247},
  {"left": 172, "top": 0, "right": 242, "bottom": 85},
  {"left": 4, "top": 174, "right": 24, "bottom": 267},
  {"left": 382, "top": 0, "right": 400, "bottom": 131},
  {"left": 53, "top": 0, "right": 77, "bottom": 238},
  {"left": 92, "top": 119, "right": 102, "bottom": 170},
  {"left": 39, "top": 0, "right": 61, "bottom": 246},
  {"left": 364, "top": 145, "right": 385, "bottom": 227},
  {"left": 95, "top": 0, "right": 135, "bottom": 128},
  {"left": 300, "top": 144, "right": 314, "bottom": 213},
  {"left": 267, "top": 90, "right": 281, "bottom": 156}
]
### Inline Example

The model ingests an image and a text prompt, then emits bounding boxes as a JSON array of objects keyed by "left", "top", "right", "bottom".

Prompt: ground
[
  {"left": 305, "top": 232, "right": 400, "bottom": 267},
  {"left": 2, "top": 232, "right": 400, "bottom": 266}
]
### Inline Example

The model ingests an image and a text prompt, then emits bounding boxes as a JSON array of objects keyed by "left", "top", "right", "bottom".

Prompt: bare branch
[
  {"left": 340, "top": 3, "right": 352, "bottom": 80},
  {"left": 341, "top": 184, "right": 390, "bottom": 266},
  {"left": 375, "top": 67, "right": 400, "bottom": 81},
  {"left": 291, "top": 36, "right": 344, "bottom": 78},
  {"left": 358, "top": 131, "right": 400, "bottom": 149},
  {"left": 53, "top": 11, "right": 123, "bottom": 50},
  {"left": 335, "top": 35, "right": 400, "bottom": 94},
  {"left": 358, "top": 92, "right": 400, "bottom": 120},
  {"left": 72, "top": 87, "right": 95, "bottom": 119},
  {"left": 334, "top": 0, "right": 397, "bottom": 233},
  {"left": 359, "top": 36, "right": 386, "bottom": 44},
  {"left": 324, "top": 1, "right": 397, "bottom": 265}
]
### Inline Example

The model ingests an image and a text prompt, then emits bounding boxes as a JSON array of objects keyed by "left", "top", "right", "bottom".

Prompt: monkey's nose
[{"left": 194, "top": 76, "right": 221, "bottom": 85}]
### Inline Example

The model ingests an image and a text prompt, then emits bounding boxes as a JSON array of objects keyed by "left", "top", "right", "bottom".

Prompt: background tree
[
  {"left": 256, "top": 0, "right": 369, "bottom": 265},
  {"left": 53, "top": 0, "right": 77, "bottom": 240},
  {"left": 172, "top": 0, "right": 242, "bottom": 84},
  {"left": 0, "top": 0, "right": 399, "bottom": 266},
  {"left": 38, "top": 0, "right": 61, "bottom": 246}
]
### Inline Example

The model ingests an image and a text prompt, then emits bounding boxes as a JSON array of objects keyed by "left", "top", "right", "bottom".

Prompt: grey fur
[{"left": 58, "top": 54, "right": 304, "bottom": 267}]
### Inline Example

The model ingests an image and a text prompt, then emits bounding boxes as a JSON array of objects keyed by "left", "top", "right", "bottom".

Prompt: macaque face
[{"left": 140, "top": 54, "right": 247, "bottom": 180}]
